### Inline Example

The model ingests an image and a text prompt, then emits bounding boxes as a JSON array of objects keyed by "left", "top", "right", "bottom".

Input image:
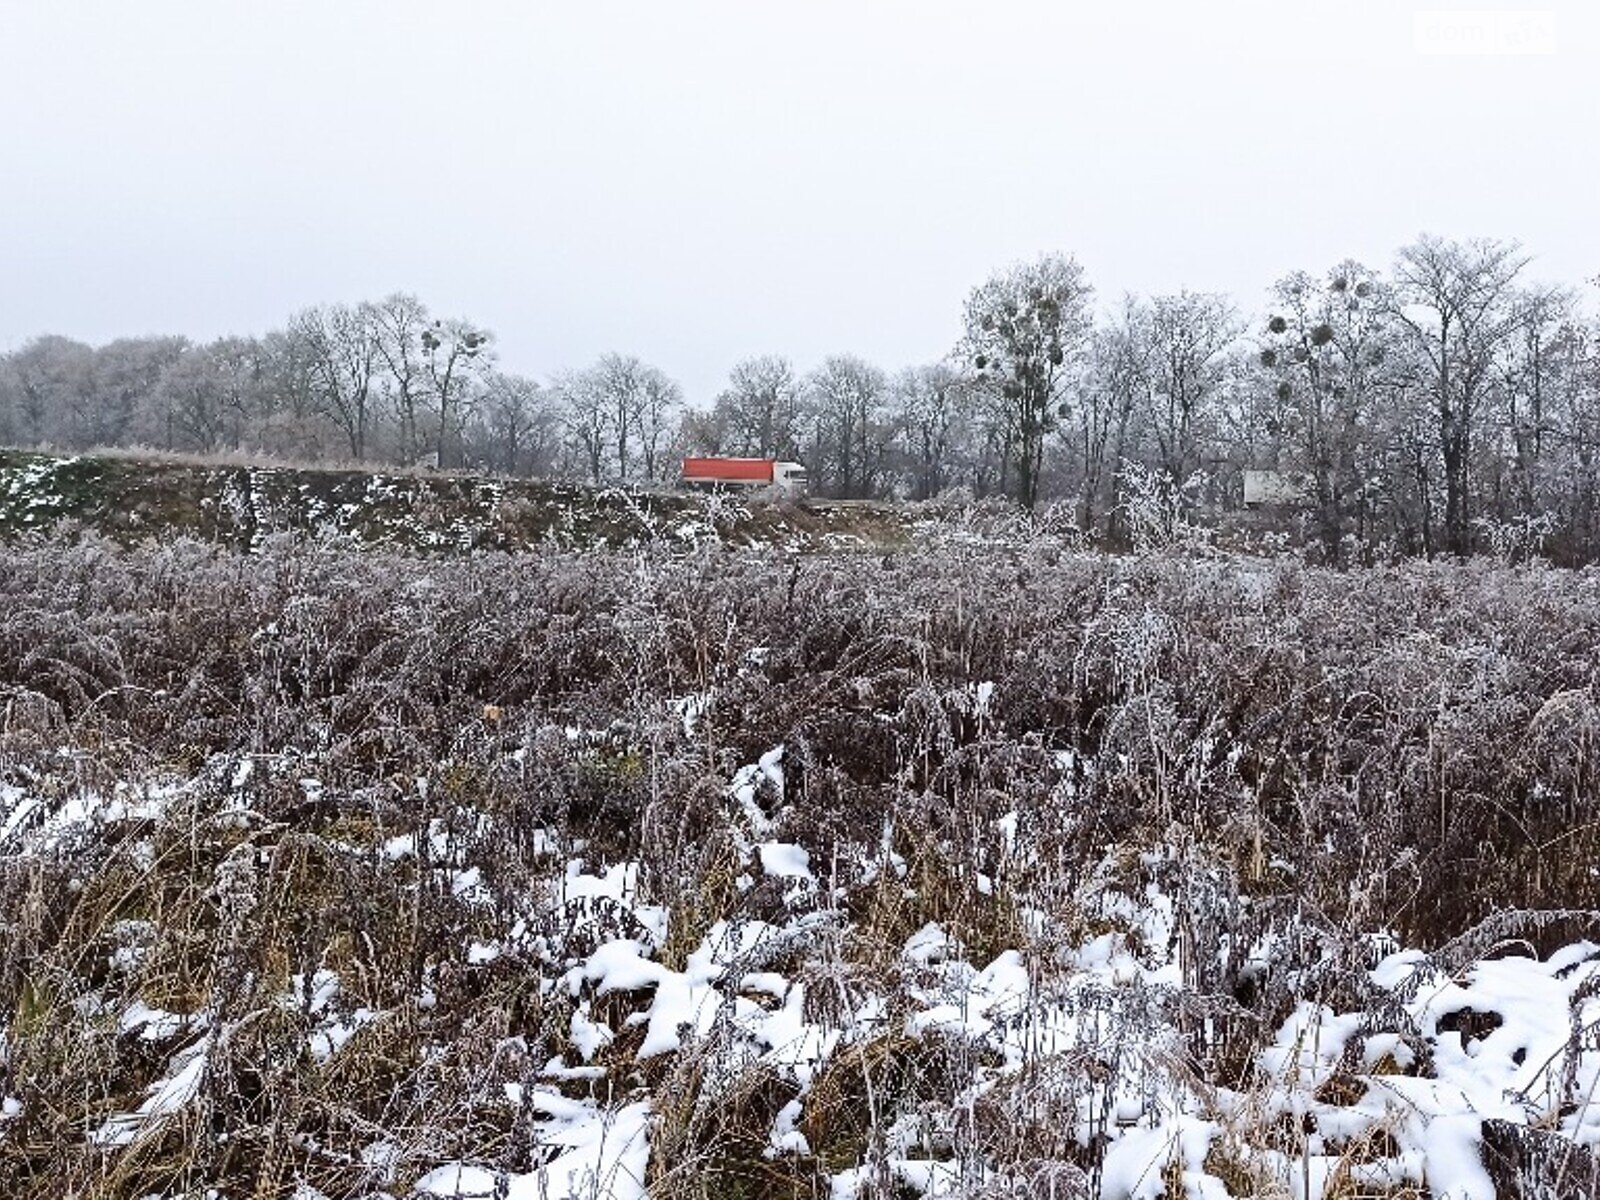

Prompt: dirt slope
[{"left": 0, "top": 449, "right": 921, "bottom": 553}]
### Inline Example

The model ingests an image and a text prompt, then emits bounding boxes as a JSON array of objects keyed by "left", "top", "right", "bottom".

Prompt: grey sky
[{"left": 3, "top": 1, "right": 1595, "bottom": 404}]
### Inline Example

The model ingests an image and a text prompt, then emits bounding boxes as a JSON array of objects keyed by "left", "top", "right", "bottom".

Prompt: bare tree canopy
[
  {"left": 963, "top": 253, "right": 1094, "bottom": 510},
  {"left": 1391, "top": 235, "right": 1533, "bottom": 556},
  {"left": 3, "top": 235, "right": 1599, "bottom": 561}
]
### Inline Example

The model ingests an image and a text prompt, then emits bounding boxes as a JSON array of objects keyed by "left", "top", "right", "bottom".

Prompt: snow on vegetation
[
  {"left": 5, "top": 740, "right": 1594, "bottom": 1197},
  {"left": 1, "top": 535, "right": 1598, "bottom": 1198},
  {"left": 414, "top": 1098, "right": 651, "bottom": 1200}
]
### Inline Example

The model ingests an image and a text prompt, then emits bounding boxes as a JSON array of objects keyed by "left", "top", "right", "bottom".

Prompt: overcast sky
[{"left": 2, "top": 1, "right": 1595, "bottom": 403}]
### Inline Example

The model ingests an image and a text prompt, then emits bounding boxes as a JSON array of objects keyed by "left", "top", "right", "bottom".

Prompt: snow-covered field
[
  {"left": 1, "top": 535, "right": 1597, "bottom": 1197},
  {"left": 3, "top": 745, "right": 1595, "bottom": 1199}
]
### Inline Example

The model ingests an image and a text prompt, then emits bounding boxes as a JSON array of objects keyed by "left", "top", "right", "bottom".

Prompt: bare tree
[
  {"left": 90, "top": 337, "right": 188, "bottom": 449},
  {"left": 1259, "top": 264, "right": 1395, "bottom": 556},
  {"left": 1138, "top": 290, "right": 1239, "bottom": 487},
  {"left": 892, "top": 363, "right": 969, "bottom": 500},
  {"left": 1495, "top": 286, "right": 1577, "bottom": 521},
  {"left": 635, "top": 366, "right": 682, "bottom": 482},
  {"left": 1390, "top": 235, "right": 1531, "bottom": 556},
  {"left": 963, "top": 253, "right": 1093, "bottom": 509},
  {"left": 0, "top": 335, "right": 95, "bottom": 447},
  {"left": 205, "top": 336, "right": 265, "bottom": 450},
  {"left": 804, "top": 354, "right": 889, "bottom": 498},
  {"left": 367, "top": 293, "right": 433, "bottom": 465},
  {"left": 552, "top": 354, "right": 681, "bottom": 483},
  {"left": 594, "top": 353, "right": 647, "bottom": 482},
  {"left": 1078, "top": 302, "right": 1151, "bottom": 536},
  {"left": 471, "top": 371, "right": 559, "bottom": 477},
  {"left": 711, "top": 355, "right": 802, "bottom": 458},
  {"left": 1559, "top": 317, "right": 1600, "bottom": 557},
  {"left": 421, "top": 318, "right": 491, "bottom": 468},
  {"left": 155, "top": 343, "right": 234, "bottom": 453},
  {"left": 255, "top": 327, "right": 333, "bottom": 459},
  {"left": 552, "top": 368, "right": 608, "bottom": 483},
  {"left": 676, "top": 403, "right": 730, "bottom": 456},
  {"left": 296, "top": 304, "right": 380, "bottom": 461}
]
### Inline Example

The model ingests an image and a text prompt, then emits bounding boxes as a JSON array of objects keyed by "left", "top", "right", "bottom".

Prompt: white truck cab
[{"left": 772, "top": 461, "right": 808, "bottom": 497}]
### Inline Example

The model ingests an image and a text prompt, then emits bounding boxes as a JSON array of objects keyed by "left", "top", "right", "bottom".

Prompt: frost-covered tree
[
  {"left": 803, "top": 354, "right": 890, "bottom": 498},
  {"left": 92, "top": 336, "right": 189, "bottom": 449},
  {"left": 153, "top": 338, "right": 265, "bottom": 453},
  {"left": 1076, "top": 302, "right": 1151, "bottom": 536},
  {"left": 420, "top": 317, "right": 491, "bottom": 468},
  {"left": 0, "top": 335, "right": 96, "bottom": 447},
  {"left": 469, "top": 371, "right": 560, "bottom": 477},
  {"left": 294, "top": 304, "right": 380, "bottom": 461},
  {"left": 1258, "top": 264, "right": 1396, "bottom": 556},
  {"left": 553, "top": 354, "right": 680, "bottom": 482},
  {"left": 1494, "top": 286, "right": 1578, "bottom": 520},
  {"left": 367, "top": 292, "right": 434, "bottom": 466},
  {"left": 892, "top": 363, "right": 971, "bottom": 500},
  {"left": 1548, "top": 315, "right": 1600, "bottom": 558},
  {"left": 962, "top": 253, "right": 1093, "bottom": 509},
  {"left": 255, "top": 327, "right": 335, "bottom": 459},
  {"left": 1138, "top": 290, "right": 1239, "bottom": 487},
  {"left": 635, "top": 365, "right": 682, "bottom": 482},
  {"left": 710, "top": 355, "right": 802, "bottom": 459},
  {"left": 1390, "top": 235, "right": 1531, "bottom": 556},
  {"left": 552, "top": 367, "right": 608, "bottom": 483}
]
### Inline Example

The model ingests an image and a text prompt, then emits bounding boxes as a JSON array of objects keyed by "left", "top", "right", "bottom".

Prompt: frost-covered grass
[{"left": 0, "top": 534, "right": 1598, "bottom": 1197}]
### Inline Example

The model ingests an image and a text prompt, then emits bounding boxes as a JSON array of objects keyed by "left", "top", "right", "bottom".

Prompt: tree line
[{"left": 3, "top": 233, "right": 1598, "bottom": 561}]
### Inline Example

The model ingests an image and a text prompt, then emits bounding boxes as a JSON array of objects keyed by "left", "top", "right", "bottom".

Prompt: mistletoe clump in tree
[
  {"left": 1258, "top": 263, "right": 1395, "bottom": 559},
  {"left": 963, "top": 252, "right": 1093, "bottom": 510}
]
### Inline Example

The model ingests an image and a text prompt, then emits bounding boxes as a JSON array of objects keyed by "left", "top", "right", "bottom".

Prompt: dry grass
[{"left": 2, "top": 535, "right": 1598, "bottom": 1194}]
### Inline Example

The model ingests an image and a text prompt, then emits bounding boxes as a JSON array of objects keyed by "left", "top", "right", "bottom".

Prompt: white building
[{"left": 1242, "top": 470, "right": 1311, "bottom": 508}]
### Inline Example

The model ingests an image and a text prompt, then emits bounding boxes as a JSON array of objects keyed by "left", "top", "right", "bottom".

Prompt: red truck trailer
[{"left": 680, "top": 457, "right": 808, "bottom": 496}]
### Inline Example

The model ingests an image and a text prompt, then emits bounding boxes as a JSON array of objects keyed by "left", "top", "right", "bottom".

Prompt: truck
[{"left": 680, "top": 457, "right": 809, "bottom": 497}]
